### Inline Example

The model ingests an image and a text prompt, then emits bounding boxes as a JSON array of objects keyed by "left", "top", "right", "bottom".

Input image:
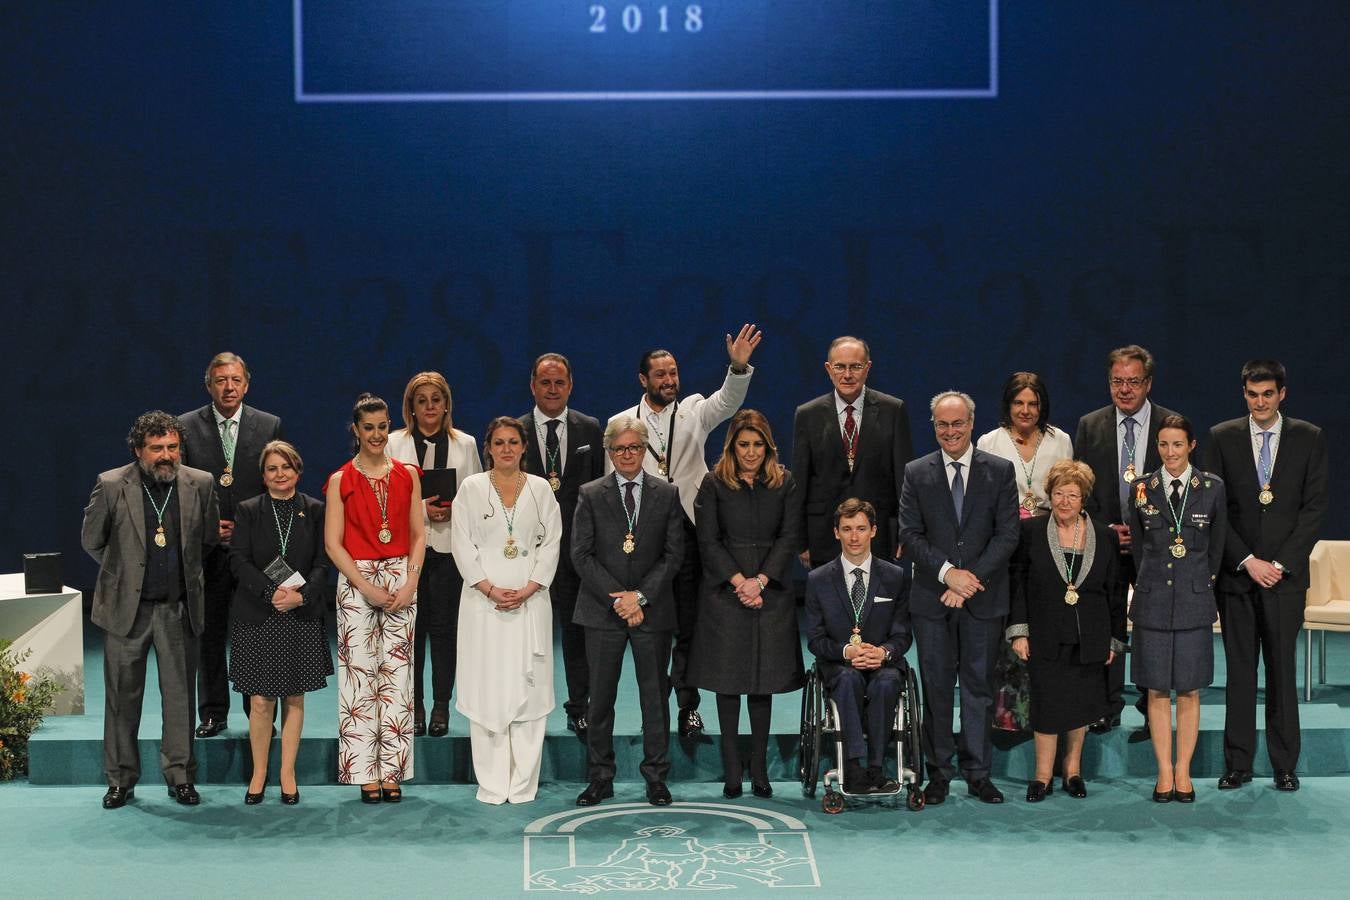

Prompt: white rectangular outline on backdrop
[{"left": 293, "top": 0, "right": 999, "bottom": 102}]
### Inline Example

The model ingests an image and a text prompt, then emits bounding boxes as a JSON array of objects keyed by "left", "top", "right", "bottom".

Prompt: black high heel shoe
[
  {"left": 1025, "top": 780, "right": 1052, "bottom": 802},
  {"left": 244, "top": 788, "right": 265, "bottom": 805},
  {"left": 722, "top": 782, "right": 743, "bottom": 799},
  {"left": 360, "top": 786, "right": 382, "bottom": 804},
  {"left": 1152, "top": 785, "right": 1174, "bottom": 803}
]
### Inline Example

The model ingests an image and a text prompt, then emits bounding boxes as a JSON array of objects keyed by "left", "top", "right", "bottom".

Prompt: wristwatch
[{"left": 636, "top": 591, "right": 649, "bottom": 607}]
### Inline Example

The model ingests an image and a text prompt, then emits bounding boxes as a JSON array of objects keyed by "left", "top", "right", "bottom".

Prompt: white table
[{"left": 0, "top": 573, "right": 84, "bottom": 714}]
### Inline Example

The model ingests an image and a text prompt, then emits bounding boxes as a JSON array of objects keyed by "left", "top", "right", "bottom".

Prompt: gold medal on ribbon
[
  {"left": 1021, "top": 493, "right": 1037, "bottom": 513},
  {"left": 219, "top": 470, "right": 234, "bottom": 487},
  {"left": 1123, "top": 463, "right": 1136, "bottom": 483},
  {"left": 1170, "top": 541, "right": 1187, "bottom": 559},
  {"left": 1064, "top": 586, "right": 1079, "bottom": 606},
  {"left": 657, "top": 460, "right": 668, "bottom": 476},
  {"left": 1259, "top": 487, "right": 1273, "bottom": 505},
  {"left": 849, "top": 629, "right": 863, "bottom": 646},
  {"left": 154, "top": 529, "right": 167, "bottom": 548},
  {"left": 847, "top": 455, "right": 855, "bottom": 473},
  {"left": 378, "top": 525, "right": 393, "bottom": 544},
  {"left": 503, "top": 539, "right": 519, "bottom": 559},
  {"left": 548, "top": 473, "right": 561, "bottom": 492},
  {"left": 622, "top": 533, "right": 635, "bottom": 554}
]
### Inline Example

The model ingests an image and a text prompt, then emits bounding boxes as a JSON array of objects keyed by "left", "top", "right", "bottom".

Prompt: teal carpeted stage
[{"left": 9, "top": 620, "right": 1350, "bottom": 897}]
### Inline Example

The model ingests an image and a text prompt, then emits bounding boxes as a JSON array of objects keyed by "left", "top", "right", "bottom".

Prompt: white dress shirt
[
  {"left": 532, "top": 406, "right": 569, "bottom": 476},
  {"left": 975, "top": 425, "right": 1074, "bottom": 511},
  {"left": 834, "top": 387, "right": 867, "bottom": 440},
  {"left": 1248, "top": 413, "right": 1284, "bottom": 480},
  {"left": 838, "top": 553, "right": 873, "bottom": 659},
  {"left": 607, "top": 365, "right": 754, "bottom": 522}
]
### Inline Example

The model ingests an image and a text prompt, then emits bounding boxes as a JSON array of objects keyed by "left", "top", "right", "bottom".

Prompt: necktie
[
  {"left": 850, "top": 567, "right": 866, "bottom": 619},
  {"left": 221, "top": 418, "right": 236, "bottom": 469},
  {"left": 951, "top": 461, "right": 965, "bottom": 524},
  {"left": 1258, "top": 430, "right": 1273, "bottom": 485},
  {"left": 843, "top": 404, "right": 857, "bottom": 455},
  {"left": 1119, "top": 416, "right": 1138, "bottom": 513},
  {"left": 1170, "top": 478, "right": 1183, "bottom": 508},
  {"left": 623, "top": 480, "right": 637, "bottom": 520},
  {"left": 545, "top": 419, "right": 561, "bottom": 470}
]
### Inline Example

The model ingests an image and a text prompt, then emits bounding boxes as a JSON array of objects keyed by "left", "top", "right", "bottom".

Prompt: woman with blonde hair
[
  {"left": 387, "top": 371, "right": 482, "bottom": 737},
  {"left": 687, "top": 409, "right": 803, "bottom": 798}
]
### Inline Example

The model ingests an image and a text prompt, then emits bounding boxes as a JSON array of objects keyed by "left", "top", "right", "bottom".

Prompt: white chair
[{"left": 1304, "top": 540, "right": 1350, "bottom": 701}]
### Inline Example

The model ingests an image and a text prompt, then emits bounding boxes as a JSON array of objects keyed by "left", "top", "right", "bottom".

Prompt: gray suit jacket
[
  {"left": 898, "top": 448, "right": 1020, "bottom": 620},
  {"left": 81, "top": 462, "right": 220, "bottom": 638},
  {"left": 570, "top": 475, "right": 684, "bottom": 632}
]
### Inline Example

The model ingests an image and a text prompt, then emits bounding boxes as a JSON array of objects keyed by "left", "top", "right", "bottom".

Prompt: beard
[
  {"left": 645, "top": 382, "right": 677, "bottom": 408},
  {"left": 139, "top": 458, "right": 179, "bottom": 484}
]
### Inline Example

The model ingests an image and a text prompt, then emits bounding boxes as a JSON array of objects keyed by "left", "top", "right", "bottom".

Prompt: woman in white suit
[
  {"left": 387, "top": 371, "right": 482, "bottom": 737},
  {"left": 450, "top": 416, "right": 561, "bottom": 804}
]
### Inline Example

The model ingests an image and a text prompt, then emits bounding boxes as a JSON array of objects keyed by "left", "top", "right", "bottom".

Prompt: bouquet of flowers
[{"left": 0, "top": 639, "right": 60, "bottom": 780}]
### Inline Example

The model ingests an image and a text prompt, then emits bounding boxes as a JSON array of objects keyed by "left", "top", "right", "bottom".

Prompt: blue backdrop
[{"left": 5, "top": 2, "right": 1347, "bottom": 595}]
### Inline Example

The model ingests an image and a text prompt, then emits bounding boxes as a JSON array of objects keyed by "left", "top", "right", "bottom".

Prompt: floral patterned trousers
[{"left": 337, "top": 558, "right": 417, "bottom": 784}]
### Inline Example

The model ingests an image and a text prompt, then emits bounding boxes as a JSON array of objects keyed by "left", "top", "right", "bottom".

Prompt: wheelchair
[{"left": 797, "top": 661, "right": 925, "bottom": 813}]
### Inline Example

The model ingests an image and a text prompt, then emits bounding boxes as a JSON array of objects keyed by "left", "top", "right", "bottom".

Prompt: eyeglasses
[
  {"left": 609, "top": 444, "right": 645, "bottom": 455},
  {"left": 829, "top": 363, "right": 868, "bottom": 374},
  {"left": 1050, "top": 490, "right": 1083, "bottom": 502},
  {"left": 933, "top": 420, "right": 970, "bottom": 431},
  {"left": 1109, "top": 377, "right": 1148, "bottom": 389}
]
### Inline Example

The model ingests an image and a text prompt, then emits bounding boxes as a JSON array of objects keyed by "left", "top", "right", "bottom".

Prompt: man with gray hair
[
  {"left": 571, "top": 417, "right": 686, "bottom": 807},
  {"left": 899, "top": 391, "right": 1019, "bottom": 805}
]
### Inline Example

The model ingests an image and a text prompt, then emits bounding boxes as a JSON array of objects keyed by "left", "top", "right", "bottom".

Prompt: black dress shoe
[
  {"left": 722, "top": 782, "right": 743, "bottom": 799},
  {"left": 169, "top": 783, "right": 201, "bottom": 805},
  {"left": 1218, "top": 770, "right": 1253, "bottom": 790},
  {"left": 1025, "top": 780, "right": 1051, "bottom": 803},
  {"left": 281, "top": 790, "right": 300, "bottom": 805},
  {"left": 646, "top": 782, "right": 673, "bottom": 806},
  {"left": 1274, "top": 770, "right": 1301, "bottom": 792},
  {"left": 751, "top": 780, "right": 775, "bottom": 799},
  {"left": 413, "top": 719, "right": 427, "bottom": 737},
  {"left": 968, "top": 778, "right": 1005, "bottom": 804},
  {"left": 866, "top": 765, "right": 898, "bottom": 794},
  {"left": 244, "top": 788, "right": 265, "bottom": 805},
  {"left": 195, "top": 718, "right": 226, "bottom": 738},
  {"left": 576, "top": 781, "right": 613, "bottom": 807},
  {"left": 1062, "top": 775, "right": 1088, "bottom": 799},
  {"left": 1152, "top": 785, "right": 1173, "bottom": 803},
  {"left": 1172, "top": 786, "right": 1196, "bottom": 803},
  {"left": 843, "top": 762, "right": 872, "bottom": 794},
  {"left": 102, "top": 786, "right": 134, "bottom": 809},
  {"left": 1087, "top": 715, "right": 1119, "bottom": 735},
  {"left": 922, "top": 779, "right": 949, "bottom": 805},
  {"left": 678, "top": 708, "right": 705, "bottom": 739},
  {"left": 428, "top": 704, "right": 449, "bottom": 737}
]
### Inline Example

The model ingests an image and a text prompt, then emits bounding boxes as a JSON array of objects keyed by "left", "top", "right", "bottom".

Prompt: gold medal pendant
[
  {"left": 219, "top": 470, "right": 234, "bottom": 488},
  {"left": 1170, "top": 540, "right": 1187, "bottom": 559},
  {"left": 1021, "top": 493, "right": 1037, "bottom": 513},
  {"left": 849, "top": 629, "right": 862, "bottom": 646},
  {"left": 154, "top": 529, "right": 167, "bottom": 548},
  {"left": 1259, "top": 487, "right": 1274, "bottom": 505},
  {"left": 503, "top": 539, "right": 519, "bottom": 560},
  {"left": 1064, "top": 586, "right": 1079, "bottom": 606},
  {"left": 548, "top": 473, "right": 561, "bottom": 492},
  {"left": 622, "top": 533, "right": 636, "bottom": 554},
  {"left": 657, "top": 460, "right": 668, "bottom": 476},
  {"left": 1123, "top": 464, "right": 1136, "bottom": 483},
  {"left": 378, "top": 524, "right": 393, "bottom": 544}
]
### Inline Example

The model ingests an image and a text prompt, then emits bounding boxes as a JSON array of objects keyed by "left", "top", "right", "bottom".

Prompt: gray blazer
[
  {"left": 1128, "top": 468, "right": 1227, "bottom": 631},
  {"left": 81, "top": 462, "right": 220, "bottom": 638},
  {"left": 570, "top": 474, "right": 684, "bottom": 632}
]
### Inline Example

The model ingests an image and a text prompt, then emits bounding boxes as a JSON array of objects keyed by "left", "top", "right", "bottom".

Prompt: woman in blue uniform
[{"left": 1128, "top": 415, "right": 1226, "bottom": 803}]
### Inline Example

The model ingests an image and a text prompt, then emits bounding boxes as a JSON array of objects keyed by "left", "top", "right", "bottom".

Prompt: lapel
[
  {"left": 177, "top": 470, "right": 199, "bottom": 549},
  {"left": 1141, "top": 403, "right": 1164, "bottom": 472},
  {"left": 197, "top": 406, "right": 227, "bottom": 472},
  {"left": 236, "top": 407, "right": 255, "bottom": 457},
  {"left": 607, "top": 475, "right": 631, "bottom": 535},
  {"left": 959, "top": 451, "right": 980, "bottom": 527},
  {"left": 522, "top": 413, "right": 547, "bottom": 475},
  {"left": 828, "top": 559, "right": 852, "bottom": 622},
  {"left": 119, "top": 468, "right": 147, "bottom": 553},
  {"left": 1265, "top": 419, "right": 1292, "bottom": 490},
  {"left": 564, "top": 410, "right": 586, "bottom": 478},
  {"left": 932, "top": 453, "right": 962, "bottom": 532},
  {"left": 857, "top": 392, "right": 880, "bottom": 467}
]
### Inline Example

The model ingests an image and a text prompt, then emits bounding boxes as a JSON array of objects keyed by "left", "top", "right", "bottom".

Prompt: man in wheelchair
[{"left": 804, "top": 498, "right": 912, "bottom": 794}]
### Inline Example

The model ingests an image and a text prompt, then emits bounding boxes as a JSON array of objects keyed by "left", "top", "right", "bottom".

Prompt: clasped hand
[
  {"left": 1244, "top": 558, "right": 1284, "bottom": 590},
  {"left": 360, "top": 581, "right": 415, "bottom": 612},
  {"left": 733, "top": 574, "right": 764, "bottom": 609},
  {"left": 488, "top": 584, "right": 534, "bottom": 612},
  {"left": 610, "top": 590, "right": 645, "bottom": 628},
  {"left": 271, "top": 586, "right": 304, "bottom": 612},
  {"left": 943, "top": 567, "right": 984, "bottom": 599},
  {"left": 845, "top": 642, "right": 886, "bottom": 670}
]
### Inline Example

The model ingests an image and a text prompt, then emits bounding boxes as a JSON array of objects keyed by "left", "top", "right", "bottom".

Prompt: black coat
[
  {"left": 686, "top": 471, "right": 804, "bottom": 695},
  {"left": 178, "top": 403, "right": 284, "bottom": 521},
  {"left": 1009, "top": 516, "right": 1127, "bottom": 663},
  {"left": 518, "top": 408, "right": 605, "bottom": 580},
  {"left": 228, "top": 493, "right": 329, "bottom": 624},
  {"left": 1073, "top": 401, "right": 1179, "bottom": 527}
]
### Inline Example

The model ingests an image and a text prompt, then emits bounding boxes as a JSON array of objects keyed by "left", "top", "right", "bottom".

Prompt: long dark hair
[{"left": 998, "top": 371, "right": 1052, "bottom": 434}]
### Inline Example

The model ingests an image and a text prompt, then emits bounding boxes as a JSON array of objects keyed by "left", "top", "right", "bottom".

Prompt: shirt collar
[
  {"left": 1249, "top": 413, "right": 1283, "bottom": 437},
  {"left": 941, "top": 445, "right": 975, "bottom": 469},
  {"left": 212, "top": 405, "right": 243, "bottom": 428},
  {"left": 834, "top": 388, "right": 866, "bottom": 416},
  {"left": 1162, "top": 464, "right": 1194, "bottom": 486},
  {"left": 1115, "top": 401, "right": 1150, "bottom": 428},
  {"left": 840, "top": 554, "right": 873, "bottom": 577},
  {"left": 533, "top": 406, "right": 568, "bottom": 424},
  {"left": 615, "top": 470, "right": 645, "bottom": 488}
]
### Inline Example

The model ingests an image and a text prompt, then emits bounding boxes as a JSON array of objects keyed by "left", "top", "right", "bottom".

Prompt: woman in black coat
[
  {"left": 229, "top": 440, "right": 333, "bottom": 805},
  {"left": 688, "top": 410, "right": 804, "bottom": 799},
  {"left": 1008, "top": 460, "right": 1127, "bottom": 802}
]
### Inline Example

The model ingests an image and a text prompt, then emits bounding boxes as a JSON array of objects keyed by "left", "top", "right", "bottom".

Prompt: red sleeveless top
[{"left": 326, "top": 459, "right": 415, "bottom": 560}]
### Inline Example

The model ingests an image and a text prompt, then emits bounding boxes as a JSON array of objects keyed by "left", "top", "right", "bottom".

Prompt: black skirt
[
  {"left": 229, "top": 609, "right": 333, "bottom": 698},
  {"left": 1027, "top": 642, "right": 1108, "bottom": 734}
]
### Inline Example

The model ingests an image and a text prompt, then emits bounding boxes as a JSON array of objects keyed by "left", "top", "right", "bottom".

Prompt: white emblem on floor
[{"left": 524, "top": 802, "right": 821, "bottom": 891}]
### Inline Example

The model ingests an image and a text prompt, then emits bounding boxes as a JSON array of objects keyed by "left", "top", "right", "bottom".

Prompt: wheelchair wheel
[
  {"left": 822, "top": 789, "right": 845, "bottom": 814},
  {"left": 906, "top": 785, "right": 925, "bottom": 811},
  {"left": 905, "top": 667, "right": 924, "bottom": 777},
  {"left": 798, "top": 669, "right": 821, "bottom": 798}
]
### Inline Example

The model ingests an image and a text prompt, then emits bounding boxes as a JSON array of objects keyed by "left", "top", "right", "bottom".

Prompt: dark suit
[
  {"left": 793, "top": 389, "right": 914, "bottom": 565},
  {"left": 899, "top": 448, "right": 1019, "bottom": 783},
  {"left": 571, "top": 474, "right": 685, "bottom": 784},
  {"left": 520, "top": 408, "right": 604, "bottom": 720},
  {"left": 1205, "top": 416, "right": 1328, "bottom": 772},
  {"left": 178, "top": 403, "right": 283, "bottom": 724},
  {"left": 81, "top": 462, "right": 219, "bottom": 788},
  {"left": 227, "top": 493, "right": 329, "bottom": 625},
  {"left": 805, "top": 557, "right": 912, "bottom": 766},
  {"left": 1074, "top": 400, "right": 1178, "bottom": 715}
]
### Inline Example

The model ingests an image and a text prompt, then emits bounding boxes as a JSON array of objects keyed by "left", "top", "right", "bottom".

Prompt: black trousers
[
  {"left": 1219, "top": 585, "right": 1304, "bottom": 771},
  {"left": 413, "top": 547, "right": 461, "bottom": 709},
  {"left": 825, "top": 666, "right": 901, "bottom": 768},
  {"left": 585, "top": 626, "right": 672, "bottom": 785},
  {"left": 197, "top": 545, "right": 234, "bottom": 722},
  {"left": 914, "top": 609, "right": 1001, "bottom": 783},
  {"left": 552, "top": 562, "right": 590, "bottom": 720},
  {"left": 668, "top": 518, "right": 702, "bottom": 710}
]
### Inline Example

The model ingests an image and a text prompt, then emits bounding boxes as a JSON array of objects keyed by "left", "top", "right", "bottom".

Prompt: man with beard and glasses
[
  {"left": 607, "top": 324, "right": 762, "bottom": 738},
  {"left": 82, "top": 411, "right": 219, "bottom": 809}
]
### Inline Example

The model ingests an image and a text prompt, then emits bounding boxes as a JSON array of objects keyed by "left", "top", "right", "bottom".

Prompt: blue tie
[
  {"left": 950, "top": 461, "right": 965, "bottom": 525},
  {"left": 1119, "top": 416, "right": 1138, "bottom": 514},
  {"left": 1258, "top": 430, "right": 1273, "bottom": 486}
]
